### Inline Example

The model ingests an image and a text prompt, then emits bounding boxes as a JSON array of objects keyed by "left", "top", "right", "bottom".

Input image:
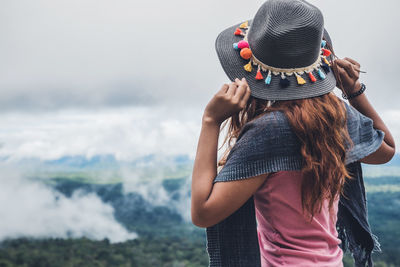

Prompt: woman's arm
[
  {"left": 333, "top": 57, "right": 396, "bottom": 164},
  {"left": 191, "top": 78, "right": 268, "bottom": 228}
]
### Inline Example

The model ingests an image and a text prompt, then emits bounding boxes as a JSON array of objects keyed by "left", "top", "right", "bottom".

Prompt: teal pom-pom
[
  {"left": 265, "top": 74, "right": 271, "bottom": 85},
  {"left": 318, "top": 69, "right": 326, "bottom": 79},
  {"left": 233, "top": 43, "right": 239, "bottom": 50},
  {"left": 279, "top": 76, "right": 290, "bottom": 88},
  {"left": 321, "top": 40, "right": 326, "bottom": 48}
]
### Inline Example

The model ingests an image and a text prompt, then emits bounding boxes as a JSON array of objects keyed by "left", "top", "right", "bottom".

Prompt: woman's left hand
[
  {"left": 202, "top": 78, "right": 251, "bottom": 125},
  {"left": 331, "top": 57, "right": 362, "bottom": 96}
]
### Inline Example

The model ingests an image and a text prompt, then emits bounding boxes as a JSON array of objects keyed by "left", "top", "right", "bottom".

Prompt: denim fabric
[{"left": 206, "top": 100, "right": 384, "bottom": 267}]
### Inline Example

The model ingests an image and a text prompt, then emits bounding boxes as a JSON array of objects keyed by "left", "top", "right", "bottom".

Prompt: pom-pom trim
[{"left": 232, "top": 21, "right": 332, "bottom": 87}]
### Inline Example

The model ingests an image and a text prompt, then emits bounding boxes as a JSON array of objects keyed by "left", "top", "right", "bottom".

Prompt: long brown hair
[{"left": 217, "top": 39, "right": 354, "bottom": 222}]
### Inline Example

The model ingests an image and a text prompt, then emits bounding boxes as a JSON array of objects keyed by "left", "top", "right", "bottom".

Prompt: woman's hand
[
  {"left": 332, "top": 57, "right": 362, "bottom": 95},
  {"left": 202, "top": 78, "right": 251, "bottom": 125}
]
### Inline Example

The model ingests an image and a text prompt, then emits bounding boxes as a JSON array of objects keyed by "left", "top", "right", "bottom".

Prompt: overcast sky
[
  {"left": 0, "top": 0, "right": 398, "bottom": 162},
  {"left": 0, "top": 0, "right": 399, "bottom": 112}
]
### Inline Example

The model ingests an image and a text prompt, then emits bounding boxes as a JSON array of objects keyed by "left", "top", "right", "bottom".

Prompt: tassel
[
  {"left": 255, "top": 67, "right": 263, "bottom": 80},
  {"left": 308, "top": 71, "right": 317, "bottom": 82},
  {"left": 233, "top": 42, "right": 239, "bottom": 50},
  {"left": 322, "top": 48, "right": 331, "bottom": 57},
  {"left": 234, "top": 28, "right": 243, "bottom": 36},
  {"left": 321, "top": 40, "right": 326, "bottom": 48},
  {"left": 265, "top": 70, "right": 272, "bottom": 85},
  {"left": 321, "top": 62, "right": 330, "bottom": 73},
  {"left": 239, "top": 21, "right": 249, "bottom": 29},
  {"left": 323, "top": 57, "right": 331, "bottom": 66},
  {"left": 295, "top": 73, "right": 306, "bottom": 85},
  {"left": 318, "top": 68, "right": 326, "bottom": 79},
  {"left": 244, "top": 61, "right": 252, "bottom": 72},
  {"left": 279, "top": 73, "right": 290, "bottom": 88}
]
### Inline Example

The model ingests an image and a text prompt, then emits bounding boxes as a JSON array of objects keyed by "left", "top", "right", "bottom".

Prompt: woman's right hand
[
  {"left": 331, "top": 57, "right": 362, "bottom": 96},
  {"left": 202, "top": 78, "right": 251, "bottom": 125}
]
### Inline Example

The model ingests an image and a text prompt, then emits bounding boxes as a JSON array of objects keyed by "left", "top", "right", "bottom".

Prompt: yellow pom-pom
[
  {"left": 239, "top": 21, "right": 249, "bottom": 29},
  {"left": 244, "top": 61, "right": 252, "bottom": 72},
  {"left": 296, "top": 73, "right": 306, "bottom": 85}
]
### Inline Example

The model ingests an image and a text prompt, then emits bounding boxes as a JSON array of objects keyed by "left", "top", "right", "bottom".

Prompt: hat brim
[{"left": 215, "top": 19, "right": 337, "bottom": 101}]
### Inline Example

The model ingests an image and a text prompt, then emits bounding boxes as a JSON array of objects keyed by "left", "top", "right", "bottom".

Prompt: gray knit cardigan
[{"left": 205, "top": 100, "right": 384, "bottom": 267}]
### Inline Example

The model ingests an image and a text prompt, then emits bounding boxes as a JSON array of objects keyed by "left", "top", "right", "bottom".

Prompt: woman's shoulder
[
  {"left": 245, "top": 110, "right": 289, "bottom": 130},
  {"left": 340, "top": 99, "right": 379, "bottom": 136},
  {"left": 237, "top": 110, "right": 291, "bottom": 140},
  {"left": 339, "top": 97, "right": 371, "bottom": 126}
]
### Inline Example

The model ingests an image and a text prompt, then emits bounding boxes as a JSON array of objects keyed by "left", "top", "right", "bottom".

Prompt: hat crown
[{"left": 247, "top": 0, "right": 324, "bottom": 68}]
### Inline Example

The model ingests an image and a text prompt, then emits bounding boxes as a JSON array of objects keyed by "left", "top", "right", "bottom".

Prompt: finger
[
  {"left": 240, "top": 85, "right": 251, "bottom": 107},
  {"left": 342, "top": 58, "right": 360, "bottom": 79},
  {"left": 335, "top": 66, "right": 352, "bottom": 90},
  {"left": 235, "top": 78, "right": 247, "bottom": 89},
  {"left": 234, "top": 77, "right": 247, "bottom": 92},
  {"left": 337, "top": 65, "right": 353, "bottom": 82},
  {"left": 231, "top": 78, "right": 249, "bottom": 104},
  {"left": 226, "top": 82, "right": 238, "bottom": 97},
  {"left": 241, "top": 77, "right": 249, "bottom": 87},
  {"left": 219, "top": 84, "right": 229, "bottom": 94},
  {"left": 331, "top": 61, "right": 340, "bottom": 74},
  {"left": 344, "top": 57, "right": 361, "bottom": 68},
  {"left": 235, "top": 78, "right": 246, "bottom": 87},
  {"left": 331, "top": 60, "right": 340, "bottom": 73},
  {"left": 235, "top": 77, "right": 249, "bottom": 90},
  {"left": 232, "top": 83, "right": 248, "bottom": 102},
  {"left": 336, "top": 59, "right": 359, "bottom": 79}
]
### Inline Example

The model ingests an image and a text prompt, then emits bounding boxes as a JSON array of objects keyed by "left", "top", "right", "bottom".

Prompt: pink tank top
[{"left": 253, "top": 170, "right": 344, "bottom": 267}]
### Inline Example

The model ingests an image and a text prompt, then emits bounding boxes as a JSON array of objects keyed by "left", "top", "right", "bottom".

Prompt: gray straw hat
[{"left": 215, "top": 0, "right": 336, "bottom": 101}]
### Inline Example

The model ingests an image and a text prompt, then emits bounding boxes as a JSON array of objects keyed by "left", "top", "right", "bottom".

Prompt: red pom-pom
[
  {"left": 322, "top": 48, "right": 331, "bottom": 57},
  {"left": 240, "top": 48, "right": 252, "bottom": 60},
  {"left": 237, "top": 40, "right": 249, "bottom": 49},
  {"left": 255, "top": 70, "right": 263, "bottom": 80},
  {"left": 234, "top": 28, "right": 242, "bottom": 36},
  {"left": 308, "top": 72, "right": 317, "bottom": 82}
]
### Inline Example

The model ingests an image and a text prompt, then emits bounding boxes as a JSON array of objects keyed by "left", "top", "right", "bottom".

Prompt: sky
[
  {"left": 0, "top": 0, "right": 399, "bottom": 242},
  {"left": 0, "top": 0, "right": 398, "bottom": 163},
  {"left": 0, "top": 0, "right": 399, "bottom": 112}
]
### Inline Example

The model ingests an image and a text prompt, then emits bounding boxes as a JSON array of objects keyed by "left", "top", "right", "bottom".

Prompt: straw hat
[{"left": 215, "top": 0, "right": 336, "bottom": 100}]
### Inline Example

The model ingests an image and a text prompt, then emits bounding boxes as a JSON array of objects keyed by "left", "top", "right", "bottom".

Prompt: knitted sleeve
[
  {"left": 213, "top": 111, "right": 303, "bottom": 183},
  {"left": 343, "top": 101, "right": 385, "bottom": 164}
]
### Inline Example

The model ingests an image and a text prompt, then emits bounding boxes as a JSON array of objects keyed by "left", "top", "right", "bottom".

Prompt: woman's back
[
  {"left": 254, "top": 170, "right": 343, "bottom": 267},
  {"left": 192, "top": 3, "right": 396, "bottom": 266}
]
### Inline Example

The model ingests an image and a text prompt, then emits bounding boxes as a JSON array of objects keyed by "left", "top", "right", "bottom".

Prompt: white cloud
[
  {"left": 0, "top": 106, "right": 202, "bottom": 162},
  {"left": 0, "top": 165, "right": 137, "bottom": 243},
  {"left": 0, "top": 105, "right": 398, "bottom": 166}
]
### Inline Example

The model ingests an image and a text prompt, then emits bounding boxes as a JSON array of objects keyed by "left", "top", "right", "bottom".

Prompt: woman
[{"left": 191, "top": 0, "right": 395, "bottom": 266}]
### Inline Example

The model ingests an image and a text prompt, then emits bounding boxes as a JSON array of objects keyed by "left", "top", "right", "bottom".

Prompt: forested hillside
[{"left": 0, "top": 171, "right": 398, "bottom": 266}]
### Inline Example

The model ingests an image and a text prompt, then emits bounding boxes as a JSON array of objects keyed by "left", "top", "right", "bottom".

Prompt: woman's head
[
  {"left": 218, "top": 92, "right": 354, "bottom": 222},
  {"left": 215, "top": 0, "right": 337, "bottom": 101}
]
